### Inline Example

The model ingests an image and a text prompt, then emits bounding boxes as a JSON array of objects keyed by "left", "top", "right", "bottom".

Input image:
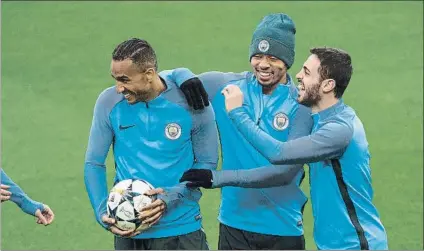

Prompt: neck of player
[
  {"left": 146, "top": 75, "right": 166, "bottom": 102},
  {"left": 311, "top": 96, "right": 340, "bottom": 114}
]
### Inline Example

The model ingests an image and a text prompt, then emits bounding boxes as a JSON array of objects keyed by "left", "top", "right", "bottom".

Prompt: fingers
[
  {"left": 35, "top": 210, "right": 48, "bottom": 226},
  {"left": 180, "top": 169, "right": 212, "bottom": 188},
  {"left": 142, "top": 210, "right": 163, "bottom": 225},
  {"left": 221, "top": 84, "right": 242, "bottom": 96},
  {"left": 1, "top": 195, "right": 11, "bottom": 202},
  {"left": 1, "top": 184, "right": 10, "bottom": 189},
  {"left": 186, "top": 181, "right": 203, "bottom": 188},
  {"left": 180, "top": 172, "right": 197, "bottom": 183},
  {"left": 101, "top": 214, "right": 135, "bottom": 237},
  {"left": 149, "top": 214, "right": 163, "bottom": 226},
  {"left": 193, "top": 85, "right": 205, "bottom": 110},
  {"left": 129, "top": 230, "right": 142, "bottom": 238},
  {"left": 144, "top": 188, "right": 164, "bottom": 196},
  {"left": 179, "top": 169, "right": 202, "bottom": 182},
  {"left": 139, "top": 199, "right": 165, "bottom": 226},
  {"left": 181, "top": 78, "right": 209, "bottom": 110},
  {"left": 197, "top": 83, "right": 210, "bottom": 107},
  {"left": 42, "top": 205, "right": 55, "bottom": 224},
  {"left": 222, "top": 84, "right": 243, "bottom": 112},
  {"left": 181, "top": 88, "right": 194, "bottom": 108},
  {"left": 109, "top": 226, "right": 133, "bottom": 237},
  {"left": 102, "top": 214, "right": 116, "bottom": 225},
  {"left": 140, "top": 199, "right": 165, "bottom": 213},
  {"left": 0, "top": 188, "right": 12, "bottom": 196},
  {"left": 190, "top": 88, "right": 201, "bottom": 110},
  {"left": 221, "top": 87, "right": 230, "bottom": 98}
]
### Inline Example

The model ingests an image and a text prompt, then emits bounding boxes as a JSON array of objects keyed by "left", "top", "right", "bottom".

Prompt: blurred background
[{"left": 1, "top": 1, "right": 423, "bottom": 250}]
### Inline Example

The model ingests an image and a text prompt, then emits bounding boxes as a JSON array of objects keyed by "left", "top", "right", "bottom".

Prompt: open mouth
[
  {"left": 297, "top": 83, "right": 305, "bottom": 100},
  {"left": 257, "top": 70, "right": 273, "bottom": 81},
  {"left": 122, "top": 90, "right": 134, "bottom": 99}
]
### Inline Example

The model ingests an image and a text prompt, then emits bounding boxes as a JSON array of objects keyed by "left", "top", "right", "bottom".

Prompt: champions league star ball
[{"left": 107, "top": 179, "right": 155, "bottom": 232}]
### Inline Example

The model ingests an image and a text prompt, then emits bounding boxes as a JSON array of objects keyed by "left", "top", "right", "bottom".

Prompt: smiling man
[
  {"left": 181, "top": 47, "right": 389, "bottom": 250},
  {"left": 162, "top": 13, "right": 313, "bottom": 250},
  {"left": 84, "top": 38, "right": 218, "bottom": 250}
]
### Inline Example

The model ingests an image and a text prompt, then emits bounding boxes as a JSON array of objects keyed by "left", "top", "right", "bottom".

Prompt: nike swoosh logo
[{"left": 119, "top": 124, "right": 136, "bottom": 130}]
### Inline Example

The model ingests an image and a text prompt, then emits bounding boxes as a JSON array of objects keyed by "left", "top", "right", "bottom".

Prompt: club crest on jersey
[
  {"left": 273, "top": 112, "right": 289, "bottom": 131},
  {"left": 165, "top": 123, "right": 181, "bottom": 140},
  {"left": 258, "top": 40, "right": 270, "bottom": 53}
]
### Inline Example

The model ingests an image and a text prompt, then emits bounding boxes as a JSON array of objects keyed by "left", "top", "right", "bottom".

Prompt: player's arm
[
  {"left": 160, "top": 68, "right": 248, "bottom": 109},
  {"left": 1, "top": 169, "right": 55, "bottom": 225},
  {"left": 190, "top": 105, "right": 219, "bottom": 171},
  {"left": 84, "top": 90, "right": 115, "bottom": 230},
  {"left": 181, "top": 105, "right": 314, "bottom": 188},
  {"left": 0, "top": 169, "right": 43, "bottom": 214},
  {"left": 157, "top": 105, "right": 219, "bottom": 207},
  {"left": 228, "top": 107, "right": 353, "bottom": 164}
]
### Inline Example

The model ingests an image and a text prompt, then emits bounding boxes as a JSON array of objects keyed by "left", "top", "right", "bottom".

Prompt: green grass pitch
[{"left": 1, "top": 1, "right": 422, "bottom": 250}]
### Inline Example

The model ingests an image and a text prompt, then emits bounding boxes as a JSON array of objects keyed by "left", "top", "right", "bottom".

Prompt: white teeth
[{"left": 259, "top": 72, "right": 271, "bottom": 77}]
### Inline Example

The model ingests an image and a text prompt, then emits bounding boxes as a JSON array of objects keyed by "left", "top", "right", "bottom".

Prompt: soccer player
[
  {"left": 181, "top": 47, "right": 389, "bottom": 250},
  {"left": 1, "top": 169, "right": 55, "bottom": 226},
  {"left": 84, "top": 38, "right": 218, "bottom": 250},
  {"left": 162, "top": 13, "right": 313, "bottom": 250}
]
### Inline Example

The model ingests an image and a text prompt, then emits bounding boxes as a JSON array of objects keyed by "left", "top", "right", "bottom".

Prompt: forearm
[
  {"left": 1, "top": 169, "right": 43, "bottom": 215},
  {"left": 157, "top": 183, "right": 201, "bottom": 209},
  {"left": 191, "top": 105, "right": 219, "bottom": 171},
  {"left": 211, "top": 164, "right": 303, "bottom": 188},
  {"left": 161, "top": 68, "right": 248, "bottom": 100},
  {"left": 229, "top": 107, "right": 350, "bottom": 164},
  {"left": 84, "top": 163, "right": 109, "bottom": 229},
  {"left": 228, "top": 107, "right": 285, "bottom": 163}
]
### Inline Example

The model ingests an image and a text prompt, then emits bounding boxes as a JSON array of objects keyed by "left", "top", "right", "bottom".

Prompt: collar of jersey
[{"left": 312, "top": 99, "right": 345, "bottom": 123}]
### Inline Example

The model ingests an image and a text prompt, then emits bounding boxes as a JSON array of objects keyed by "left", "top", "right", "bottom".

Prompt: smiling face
[
  {"left": 250, "top": 54, "right": 287, "bottom": 93},
  {"left": 295, "top": 54, "right": 323, "bottom": 107},
  {"left": 111, "top": 38, "right": 160, "bottom": 104},
  {"left": 111, "top": 59, "right": 154, "bottom": 104}
]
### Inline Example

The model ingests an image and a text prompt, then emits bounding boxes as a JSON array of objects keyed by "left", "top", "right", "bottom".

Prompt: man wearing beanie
[{"left": 160, "top": 13, "right": 311, "bottom": 249}]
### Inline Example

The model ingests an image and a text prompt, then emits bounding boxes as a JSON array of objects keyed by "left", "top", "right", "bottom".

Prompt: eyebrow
[
  {"left": 303, "top": 66, "right": 310, "bottom": 74},
  {"left": 111, "top": 74, "right": 130, "bottom": 82}
]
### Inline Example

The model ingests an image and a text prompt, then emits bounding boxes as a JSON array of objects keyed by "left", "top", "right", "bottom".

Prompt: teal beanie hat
[{"left": 249, "top": 13, "right": 296, "bottom": 69}]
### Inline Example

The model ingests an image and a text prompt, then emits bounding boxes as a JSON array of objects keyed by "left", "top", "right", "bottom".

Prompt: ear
[
  {"left": 322, "top": 79, "right": 336, "bottom": 94},
  {"left": 144, "top": 68, "right": 156, "bottom": 82}
]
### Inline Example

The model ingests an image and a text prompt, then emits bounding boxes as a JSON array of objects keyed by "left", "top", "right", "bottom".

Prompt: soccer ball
[{"left": 107, "top": 179, "right": 155, "bottom": 232}]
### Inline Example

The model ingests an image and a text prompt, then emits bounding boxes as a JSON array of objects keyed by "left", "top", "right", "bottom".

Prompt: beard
[
  {"left": 298, "top": 82, "right": 322, "bottom": 107},
  {"left": 135, "top": 91, "right": 152, "bottom": 102}
]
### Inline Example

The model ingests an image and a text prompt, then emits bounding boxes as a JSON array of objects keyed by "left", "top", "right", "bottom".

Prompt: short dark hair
[
  {"left": 310, "top": 47, "right": 353, "bottom": 98},
  {"left": 112, "top": 38, "right": 158, "bottom": 72}
]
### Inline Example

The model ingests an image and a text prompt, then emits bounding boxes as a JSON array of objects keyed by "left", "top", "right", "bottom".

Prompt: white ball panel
[
  {"left": 116, "top": 201, "right": 135, "bottom": 221},
  {"left": 111, "top": 179, "right": 132, "bottom": 194},
  {"left": 107, "top": 192, "right": 123, "bottom": 211},
  {"left": 116, "top": 221, "right": 136, "bottom": 231},
  {"left": 133, "top": 195, "right": 153, "bottom": 211},
  {"left": 132, "top": 180, "right": 153, "bottom": 195}
]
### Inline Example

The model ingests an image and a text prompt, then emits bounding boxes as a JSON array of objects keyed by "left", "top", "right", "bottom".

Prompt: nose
[
  {"left": 258, "top": 58, "right": 270, "bottom": 69},
  {"left": 295, "top": 71, "right": 302, "bottom": 80}
]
